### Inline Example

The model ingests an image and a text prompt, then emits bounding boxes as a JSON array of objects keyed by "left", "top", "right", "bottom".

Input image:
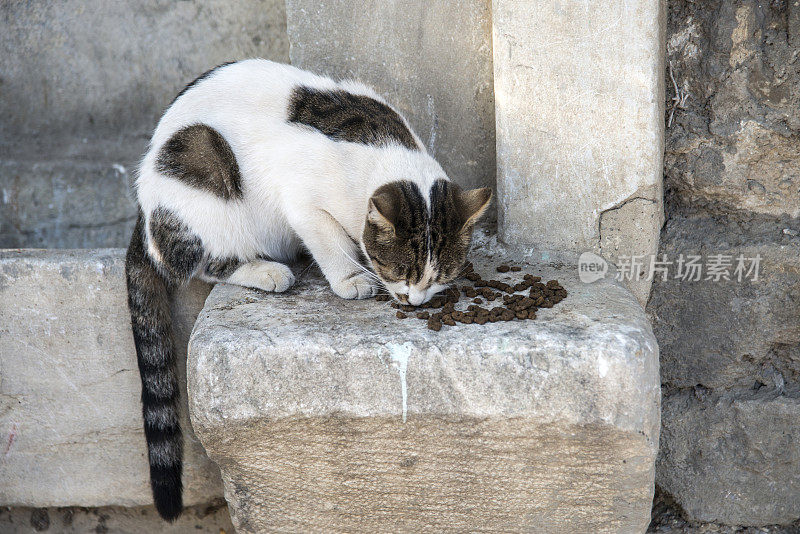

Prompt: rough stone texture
[
  {"left": 649, "top": 211, "right": 800, "bottom": 526},
  {"left": 0, "top": 249, "right": 223, "bottom": 507},
  {"left": 653, "top": 1, "right": 800, "bottom": 526},
  {"left": 649, "top": 213, "right": 800, "bottom": 391},
  {"left": 188, "top": 236, "right": 660, "bottom": 533},
  {"left": 0, "top": 140, "right": 139, "bottom": 249},
  {"left": 599, "top": 197, "right": 663, "bottom": 305},
  {"left": 285, "top": 0, "right": 496, "bottom": 208},
  {"left": 658, "top": 390, "right": 800, "bottom": 526},
  {"left": 647, "top": 488, "right": 800, "bottom": 533},
  {"left": 665, "top": 0, "right": 800, "bottom": 218},
  {"left": 0, "top": 0, "right": 289, "bottom": 249},
  {"left": 0, "top": 502, "right": 233, "bottom": 534},
  {"left": 492, "top": 0, "right": 665, "bottom": 304}
]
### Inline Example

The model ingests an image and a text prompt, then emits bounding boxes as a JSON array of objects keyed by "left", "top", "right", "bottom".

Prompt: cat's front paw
[
  {"left": 331, "top": 271, "right": 378, "bottom": 300},
  {"left": 228, "top": 260, "right": 295, "bottom": 293}
]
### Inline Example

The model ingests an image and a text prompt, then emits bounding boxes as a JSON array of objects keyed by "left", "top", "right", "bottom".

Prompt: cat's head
[{"left": 362, "top": 179, "right": 492, "bottom": 305}]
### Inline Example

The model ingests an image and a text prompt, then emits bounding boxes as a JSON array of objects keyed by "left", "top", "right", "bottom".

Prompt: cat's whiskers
[{"left": 334, "top": 242, "right": 382, "bottom": 284}]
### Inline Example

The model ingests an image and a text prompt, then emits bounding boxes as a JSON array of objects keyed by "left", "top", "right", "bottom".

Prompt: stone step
[
  {"left": 187, "top": 236, "right": 661, "bottom": 533},
  {"left": 0, "top": 139, "right": 143, "bottom": 249},
  {"left": 0, "top": 249, "right": 223, "bottom": 508},
  {"left": 649, "top": 212, "right": 800, "bottom": 526}
]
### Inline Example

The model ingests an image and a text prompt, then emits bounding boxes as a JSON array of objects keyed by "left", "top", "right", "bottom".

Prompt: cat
[{"left": 125, "top": 59, "right": 491, "bottom": 521}]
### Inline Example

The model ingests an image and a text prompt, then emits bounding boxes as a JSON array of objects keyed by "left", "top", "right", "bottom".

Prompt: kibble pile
[{"left": 375, "top": 261, "right": 568, "bottom": 331}]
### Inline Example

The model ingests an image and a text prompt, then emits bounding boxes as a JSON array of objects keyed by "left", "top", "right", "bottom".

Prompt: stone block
[
  {"left": 285, "top": 0, "right": 496, "bottom": 201},
  {"left": 0, "top": 249, "right": 223, "bottom": 507},
  {"left": 0, "top": 140, "right": 140, "bottom": 249},
  {"left": 648, "top": 214, "right": 800, "bottom": 390},
  {"left": 188, "top": 239, "right": 660, "bottom": 533},
  {"left": 492, "top": 0, "right": 665, "bottom": 303},
  {"left": 658, "top": 389, "right": 800, "bottom": 526}
]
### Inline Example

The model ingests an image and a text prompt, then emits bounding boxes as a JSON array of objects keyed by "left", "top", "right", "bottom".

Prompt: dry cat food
[{"left": 375, "top": 261, "right": 568, "bottom": 331}]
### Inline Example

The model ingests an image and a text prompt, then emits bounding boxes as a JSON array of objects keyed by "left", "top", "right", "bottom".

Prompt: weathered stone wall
[
  {"left": 0, "top": 0, "right": 289, "bottom": 249},
  {"left": 651, "top": 0, "right": 800, "bottom": 526}
]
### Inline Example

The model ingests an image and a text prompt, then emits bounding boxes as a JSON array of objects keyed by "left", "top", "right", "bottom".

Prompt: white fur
[{"left": 135, "top": 59, "right": 449, "bottom": 299}]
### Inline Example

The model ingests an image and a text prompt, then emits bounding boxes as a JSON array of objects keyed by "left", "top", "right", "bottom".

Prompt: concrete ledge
[
  {"left": 0, "top": 249, "right": 223, "bottom": 507},
  {"left": 188, "top": 237, "right": 660, "bottom": 533}
]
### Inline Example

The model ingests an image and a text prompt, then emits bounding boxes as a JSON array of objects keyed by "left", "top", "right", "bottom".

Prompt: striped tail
[{"left": 125, "top": 214, "right": 183, "bottom": 521}]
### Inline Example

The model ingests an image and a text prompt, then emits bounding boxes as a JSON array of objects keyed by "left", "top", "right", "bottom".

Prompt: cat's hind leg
[{"left": 202, "top": 257, "right": 295, "bottom": 293}]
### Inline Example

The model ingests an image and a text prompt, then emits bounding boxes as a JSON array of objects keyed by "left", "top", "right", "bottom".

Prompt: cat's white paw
[
  {"left": 331, "top": 271, "right": 378, "bottom": 300},
  {"left": 227, "top": 261, "right": 295, "bottom": 293}
]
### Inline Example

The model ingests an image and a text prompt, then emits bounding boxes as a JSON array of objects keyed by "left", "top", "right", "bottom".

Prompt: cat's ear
[
  {"left": 367, "top": 193, "right": 397, "bottom": 233},
  {"left": 458, "top": 187, "right": 492, "bottom": 230}
]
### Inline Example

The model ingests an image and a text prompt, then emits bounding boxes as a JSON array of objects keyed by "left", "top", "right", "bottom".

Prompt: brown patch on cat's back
[
  {"left": 288, "top": 86, "right": 419, "bottom": 151},
  {"left": 156, "top": 124, "right": 243, "bottom": 201}
]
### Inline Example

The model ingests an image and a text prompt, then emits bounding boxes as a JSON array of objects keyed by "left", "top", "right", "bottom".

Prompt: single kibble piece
[
  {"left": 427, "top": 318, "right": 442, "bottom": 331},
  {"left": 416, "top": 311, "right": 430, "bottom": 320},
  {"left": 497, "top": 265, "right": 510, "bottom": 273},
  {"left": 396, "top": 311, "right": 408, "bottom": 319},
  {"left": 510, "top": 266, "right": 522, "bottom": 272}
]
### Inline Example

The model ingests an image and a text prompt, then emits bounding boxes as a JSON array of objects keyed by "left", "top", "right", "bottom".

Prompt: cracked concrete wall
[
  {"left": 650, "top": 0, "right": 800, "bottom": 526},
  {"left": 492, "top": 0, "right": 665, "bottom": 305}
]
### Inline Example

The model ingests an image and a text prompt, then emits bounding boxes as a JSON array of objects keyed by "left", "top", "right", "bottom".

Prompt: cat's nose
[{"left": 408, "top": 288, "right": 426, "bottom": 306}]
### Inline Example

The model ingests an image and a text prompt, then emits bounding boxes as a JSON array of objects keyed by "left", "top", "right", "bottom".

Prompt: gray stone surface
[
  {"left": 665, "top": 0, "right": 800, "bottom": 218},
  {"left": 286, "top": 0, "right": 496, "bottom": 206},
  {"left": 647, "top": 488, "right": 800, "bottom": 533},
  {"left": 492, "top": 0, "right": 665, "bottom": 304},
  {"left": 658, "top": 389, "right": 800, "bottom": 526},
  {"left": 649, "top": 213, "right": 800, "bottom": 390},
  {"left": 188, "top": 236, "right": 660, "bottom": 533},
  {"left": 0, "top": 140, "right": 139, "bottom": 249},
  {"left": 0, "top": 249, "right": 222, "bottom": 507},
  {"left": 653, "top": 1, "right": 800, "bottom": 528},
  {"left": 0, "top": 502, "right": 233, "bottom": 534},
  {"left": 0, "top": 0, "right": 289, "bottom": 141},
  {"left": 1, "top": 0, "right": 289, "bottom": 249},
  {"left": 649, "top": 212, "right": 800, "bottom": 526}
]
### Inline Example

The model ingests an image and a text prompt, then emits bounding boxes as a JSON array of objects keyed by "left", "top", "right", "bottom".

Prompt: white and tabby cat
[{"left": 125, "top": 59, "right": 491, "bottom": 521}]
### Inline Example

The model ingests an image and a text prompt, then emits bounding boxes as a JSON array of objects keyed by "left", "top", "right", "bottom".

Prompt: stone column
[
  {"left": 493, "top": 0, "right": 665, "bottom": 304},
  {"left": 285, "top": 0, "right": 496, "bottom": 201}
]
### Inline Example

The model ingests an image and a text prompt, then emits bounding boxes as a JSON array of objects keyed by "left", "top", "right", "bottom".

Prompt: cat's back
[{"left": 149, "top": 59, "right": 335, "bottom": 148}]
